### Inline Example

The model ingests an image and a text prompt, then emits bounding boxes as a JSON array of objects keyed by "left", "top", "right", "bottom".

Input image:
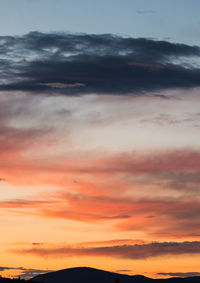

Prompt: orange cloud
[{"left": 0, "top": 191, "right": 199, "bottom": 239}]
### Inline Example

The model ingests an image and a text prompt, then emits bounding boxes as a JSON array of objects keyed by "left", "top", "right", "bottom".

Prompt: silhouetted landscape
[
  {"left": 0, "top": 277, "right": 38, "bottom": 283},
  {"left": 32, "top": 267, "right": 200, "bottom": 283},
  {"left": 1, "top": 267, "right": 200, "bottom": 283}
]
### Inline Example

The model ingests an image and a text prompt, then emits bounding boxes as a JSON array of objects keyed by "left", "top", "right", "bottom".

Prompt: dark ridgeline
[
  {"left": 0, "top": 276, "right": 42, "bottom": 283},
  {"left": 31, "top": 267, "right": 200, "bottom": 283},
  {"left": 1, "top": 268, "right": 200, "bottom": 283},
  {"left": 0, "top": 276, "right": 25, "bottom": 282}
]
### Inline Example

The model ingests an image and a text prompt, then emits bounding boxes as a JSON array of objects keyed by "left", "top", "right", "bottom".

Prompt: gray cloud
[
  {"left": 0, "top": 266, "right": 54, "bottom": 279},
  {"left": 157, "top": 272, "right": 200, "bottom": 277},
  {"left": 0, "top": 32, "right": 200, "bottom": 96},
  {"left": 10, "top": 241, "right": 200, "bottom": 260},
  {"left": 116, "top": 270, "right": 134, "bottom": 273}
]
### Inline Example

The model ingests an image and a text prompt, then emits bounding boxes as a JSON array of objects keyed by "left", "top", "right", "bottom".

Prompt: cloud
[
  {"left": 0, "top": 199, "right": 54, "bottom": 209},
  {"left": 140, "top": 112, "right": 200, "bottom": 127},
  {"left": 39, "top": 82, "right": 85, "bottom": 89},
  {"left": 1, "top": 147, "right": 200, "bottom": 237},
  {"left": 18, "top": 268, "right": 54, "bottom": 279},
  {"left": 136, "top": 10, "right": 155, "bottom": 14},
  {"left": 10, "top": 241, "right": 200, "bottom": 260},
  {"left": 116, "top": 270, "right": 133, "bottom": 273},
  {"left": 0, "top": 125, "right": 50, "bottom": 156},
  {"left": 1, "top": 192, "right": 199, "bottom": 238},
  {"left": 0, "top": 32, "right": 200, "bottom": 96},
  {"left": 0, "top": 266, "right": 54, "bottom": 279},
  {"left": 9, "top": 148, "right": 199, "bottom": 177},
  {"left": 77, "top": 239, "right": 145, "bottom": 247},
  {"left": 157, "top": 272, "right": 200, "bottom": 277},
  {"left": 0, "top": 267, "right": 12, "bottom": 271},
  {"left": 0, "top": 93, "right": 56, "bottom": 163},
  {"left": 75, "top": 149, "right": 200, "bottom": 174}
]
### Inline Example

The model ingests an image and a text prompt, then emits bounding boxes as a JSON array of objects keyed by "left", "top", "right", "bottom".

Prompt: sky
[{"left": 0, "top": 0, "right": 200, "bottom": 280}]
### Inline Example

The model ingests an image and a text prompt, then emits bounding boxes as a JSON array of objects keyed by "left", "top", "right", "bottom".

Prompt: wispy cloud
[
  {"left": 0, "top": 146, "right": 200, "bottom": 239},
  {"left": 0, "top": 191, "right": 199, "bottom": 238},
  {"left": 157, "top": 272, "right": 200, "bottom": 277},
  {"left": 0, "top": 266, "right": 54, "bottom": 279},
  {"left": 10, "top": 241, "right": 200, "bottom": 259}
]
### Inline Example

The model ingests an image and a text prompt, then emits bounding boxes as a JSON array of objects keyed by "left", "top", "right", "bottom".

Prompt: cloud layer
[
  {"left": 1, "top": 32, "right": 200, "bottom": 95},
  {"left": 10, "top": 241, "right": 200, "bottom": 260},
  {"left": 0, "top": 266, "right": 54, "bottom": 279},
  {"left": 0, "top": 148, "right": 200, "bottom": 238},
  {"left": 157, "top": 272, "right": 200, "bottom": 277},
  {"left": 1, "top": 31, "right": 200, "bottom": 277}
]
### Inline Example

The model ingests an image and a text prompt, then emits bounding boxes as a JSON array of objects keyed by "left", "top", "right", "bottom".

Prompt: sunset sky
[{"left": 0, "top": 0, "right": 200, "bottom": 279}]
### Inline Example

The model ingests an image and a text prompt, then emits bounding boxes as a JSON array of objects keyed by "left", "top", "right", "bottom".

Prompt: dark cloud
[
  {"left": 0, "top": 32, "right": 200, "bottom": 96},
  {"left": 0, "top": 267, "right": 12, "bottom": 271},
  {"left": 0, "top": 266, "right": 54, "bottom": 279},
  {"left": 10, "top": 241, "right": 200, "bottom": 259},
  {"left": 19, "top": 268, "right": 54, "bottom": 280},
  {"left": 157, "top": 272, "right": 200, "bottom": 277},
  {"left": 116, "top": 270, "right": 133, "bottom": 273}
]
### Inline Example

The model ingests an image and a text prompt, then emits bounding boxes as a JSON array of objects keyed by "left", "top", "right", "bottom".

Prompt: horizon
[
  {"left": 30, "top": 266, "right": 200, "bottom": 278},
  {"left": 0, "top": 0, "right": 200, "bottom": 280},
  {"left": 2, "top": 266, "right": 200, "bottom": 281}
]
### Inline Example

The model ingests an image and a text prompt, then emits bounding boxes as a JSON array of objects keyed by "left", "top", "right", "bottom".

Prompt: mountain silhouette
[{"left": 32, "top": 267, "right": 200, "bottom": 283}]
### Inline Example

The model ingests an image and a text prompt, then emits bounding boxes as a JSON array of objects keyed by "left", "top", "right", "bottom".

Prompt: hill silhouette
[
  {"left": 0, "top": 276, "right": 41, "bottom": 283},
  {"left": 32, "top": 267, "right": 200, "bottom": 283}
]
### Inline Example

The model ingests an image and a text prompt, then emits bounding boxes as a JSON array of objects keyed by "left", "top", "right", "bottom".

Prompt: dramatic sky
[{"left": 0, "top": 0, "right": 200, "bottom": 280}]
